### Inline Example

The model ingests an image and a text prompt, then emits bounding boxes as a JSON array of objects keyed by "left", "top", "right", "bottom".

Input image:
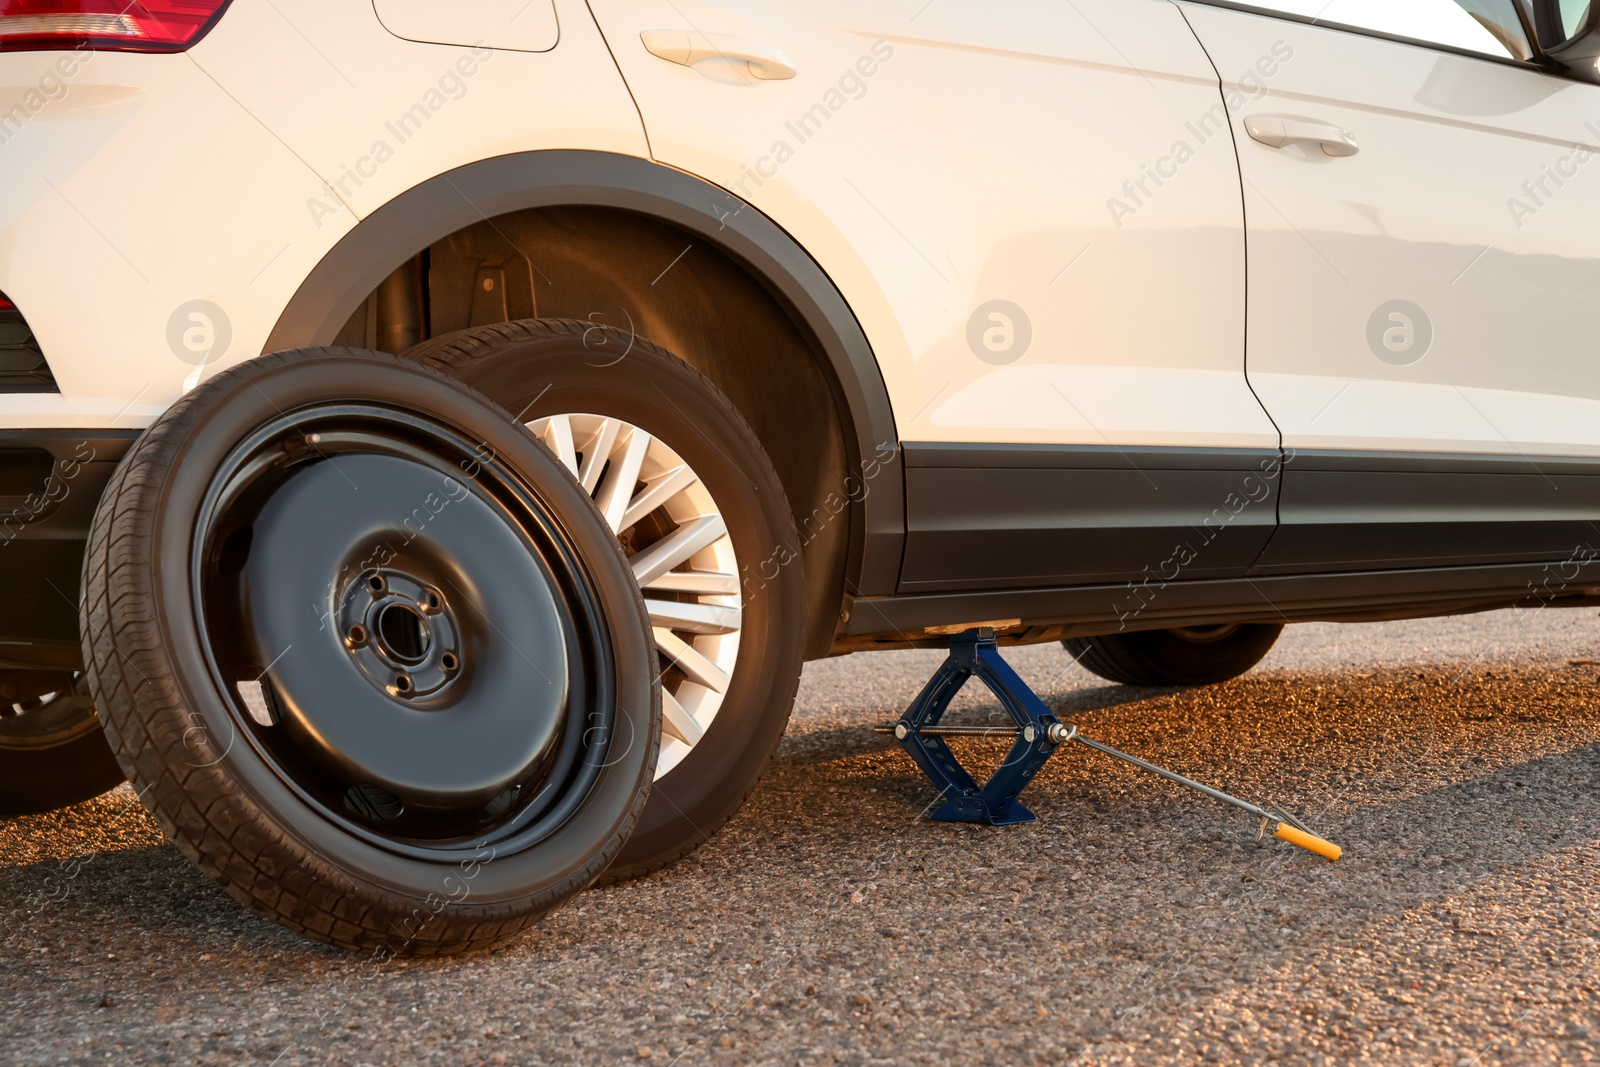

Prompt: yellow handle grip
[{"left": 1275, "top": 823, "right": 1341, "bottom": 861}]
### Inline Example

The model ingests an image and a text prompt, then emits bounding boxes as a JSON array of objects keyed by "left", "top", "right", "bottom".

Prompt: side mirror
[{"left": 1541, "top": 2, "right": 1600, "bottom": 83}]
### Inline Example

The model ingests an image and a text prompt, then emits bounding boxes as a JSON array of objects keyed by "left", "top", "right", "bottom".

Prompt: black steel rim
[{"left": 190, "top": 402, "right": 622, "bottom": 861}]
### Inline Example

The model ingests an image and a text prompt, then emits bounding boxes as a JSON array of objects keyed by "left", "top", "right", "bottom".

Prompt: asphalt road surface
[{"left": 4, "top": 608, "right": 1598, "bottom": 1065}]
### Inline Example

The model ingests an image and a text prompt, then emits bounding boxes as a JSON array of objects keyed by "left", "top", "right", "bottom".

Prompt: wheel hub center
[
  {"left": 339, "top": 569, "right": 462, "bottom": 700},
  {"left": 376, "top": 602, "right": 429, "bottom": 663}
]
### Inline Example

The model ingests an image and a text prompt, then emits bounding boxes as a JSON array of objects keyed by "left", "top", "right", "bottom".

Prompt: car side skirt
[
  {"left": 8, "top": 438, "right": 1600, "bottom": 669},
  {"left": 1258, "top": 448, "right": 1600, "bottom": 574},
  {"left": 899, "top": 443, "right": 1284, "bottom": 594},
  {"left": 841, "top": 556, "right": 1600, "bottom": 649},
  {"left": 853, "top": 443, "right": 1600, "bottom": 647}
]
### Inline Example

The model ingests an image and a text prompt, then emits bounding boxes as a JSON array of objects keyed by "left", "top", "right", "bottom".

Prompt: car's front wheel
[{"left": 1064, "top": 623, "right": 1284, "bottom": 687}]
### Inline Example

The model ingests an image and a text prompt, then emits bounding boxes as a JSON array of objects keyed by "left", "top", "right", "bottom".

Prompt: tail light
[{"left": 0, "top": 1, "right": 233, "bottom": 53}]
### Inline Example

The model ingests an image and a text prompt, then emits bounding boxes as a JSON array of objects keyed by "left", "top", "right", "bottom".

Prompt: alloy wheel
[{"left": 529, "top": 413, "right": 741, "bottom": 779}]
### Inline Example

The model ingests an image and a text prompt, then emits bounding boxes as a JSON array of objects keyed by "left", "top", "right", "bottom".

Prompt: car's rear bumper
[{"left": 0, "top": 430, "right": 138, "bottom": 669}]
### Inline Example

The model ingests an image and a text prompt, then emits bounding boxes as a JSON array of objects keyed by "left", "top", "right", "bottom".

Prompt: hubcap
[
  {"left": 194, "top": 404, "right": 618, "bottom": 858},
  {"left": 529, "top": 414, "right": 741, "bottom": 779}
]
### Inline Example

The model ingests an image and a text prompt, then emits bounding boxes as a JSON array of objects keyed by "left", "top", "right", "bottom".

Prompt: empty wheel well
[{"left": 332, "top": 205, "right": 854, "bottom": 659}]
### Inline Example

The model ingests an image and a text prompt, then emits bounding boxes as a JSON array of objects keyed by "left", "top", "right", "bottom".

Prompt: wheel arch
[{"left": 264, "top": 150, "right": 902, "bottom": 658}]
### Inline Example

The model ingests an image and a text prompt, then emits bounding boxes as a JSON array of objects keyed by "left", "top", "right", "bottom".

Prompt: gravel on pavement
[{"left": 3, "top": 607, "right": 1598, "bottom": 1065}]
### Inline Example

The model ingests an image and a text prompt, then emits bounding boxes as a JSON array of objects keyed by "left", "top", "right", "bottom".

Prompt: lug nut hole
[
  {"left": 347, "top": 624, "right": 368, "bottom": 647},
  {"left": 394, "top": 673, "right": 414, "bottom": 694},
  {"left": 441, "top": 652, "right": 459, "bottom": 672},
  {"left": 423, "top": 591, "right": 441, "bottom": 612},
  {"left": 366, "top": 573, "right": 386, "bottom": 593}
]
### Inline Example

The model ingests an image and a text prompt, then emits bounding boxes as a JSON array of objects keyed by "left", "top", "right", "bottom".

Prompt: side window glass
[
  {"left": 1559, "top": 0, "right": 1593, "bottom": 38},
  {"left": 1241, "top": 0, "right": 1534, "bottom": 59}
]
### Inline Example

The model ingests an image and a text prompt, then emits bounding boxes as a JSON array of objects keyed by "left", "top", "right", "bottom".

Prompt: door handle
[
  {"left": 640, "top": 30, "right": 797, "bottom": 80},
  {"left": 1243, "top": 114, "right": 1359, "bottom": 157}
]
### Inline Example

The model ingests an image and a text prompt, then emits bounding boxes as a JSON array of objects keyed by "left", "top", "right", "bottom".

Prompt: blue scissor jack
[
  {"left": 878, "top": 628, "right": 1072, "bottom": 826},
  {"left": 876, "top": 629, "right": 1344, "bottom": 860}
]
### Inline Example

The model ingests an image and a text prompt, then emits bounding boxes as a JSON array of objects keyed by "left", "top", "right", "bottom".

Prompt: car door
[
  {"left": 1180, "top": 0, "right": 1600, "bottom": 576},
  {"left": 585, "top": 0, "right": 1284, "bottom": 595}
]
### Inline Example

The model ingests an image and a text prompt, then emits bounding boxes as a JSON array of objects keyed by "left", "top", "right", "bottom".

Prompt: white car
[{"left": 2, "top": 0, "right": 1596, "bottom": 953}]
